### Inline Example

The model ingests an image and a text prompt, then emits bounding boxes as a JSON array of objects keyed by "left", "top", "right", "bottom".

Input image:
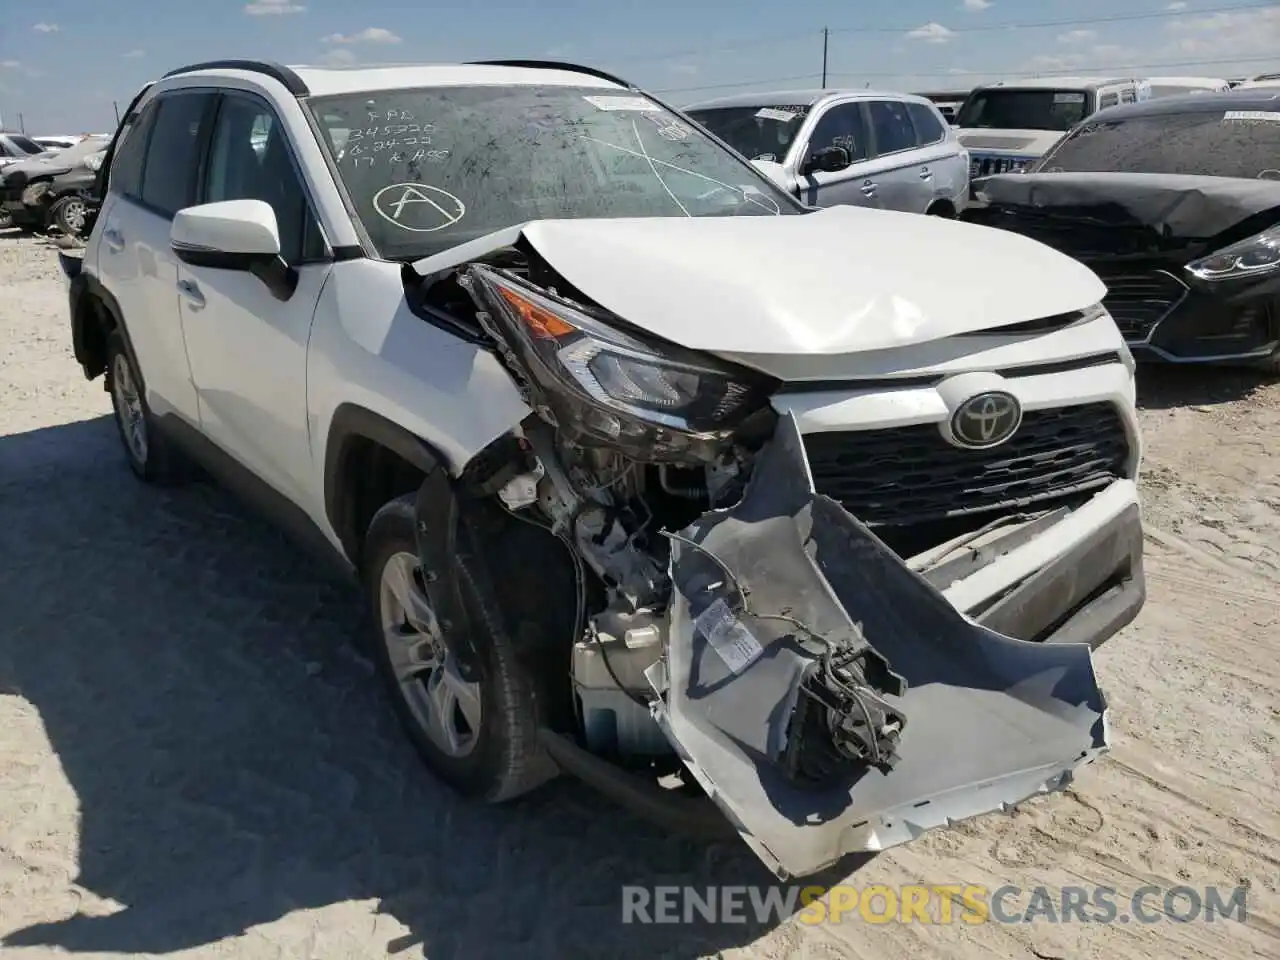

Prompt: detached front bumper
[{"left": 650, "top": 413, "right": 1115, "bottom": 880}]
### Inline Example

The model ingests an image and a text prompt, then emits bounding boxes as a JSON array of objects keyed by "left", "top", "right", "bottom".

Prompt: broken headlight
[
  {"left": 1186, "top": 226, "right": 1280, "bottom": 282},
  {"left": 467, "top": 264, "right": 775, "bottom": 454}
]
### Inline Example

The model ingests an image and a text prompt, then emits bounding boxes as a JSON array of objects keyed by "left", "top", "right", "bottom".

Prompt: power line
[
  {"left": 607, "top": 2, "right": 1276, "bottom": 67},
  {"left": 654, "top": 53, "right": 1280, "bottom": 95}
]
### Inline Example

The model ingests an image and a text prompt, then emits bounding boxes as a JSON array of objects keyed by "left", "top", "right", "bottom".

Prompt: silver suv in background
[{"left": 685, "top": 90, "right": 970, "bottom": 216}]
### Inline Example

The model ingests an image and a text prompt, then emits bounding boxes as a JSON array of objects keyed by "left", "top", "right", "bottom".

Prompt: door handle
[
  {"left": 177, "top": 279, "right": 205, "bottom": 310},
  {"left": 103, "top": 227, "right": 124, "bottom": 252},
  {"left": 919, "top": 167, "right": 933, "bottom": 179},
  {"left": 860, "top": 179, "right": 878, "bottom": 195}
]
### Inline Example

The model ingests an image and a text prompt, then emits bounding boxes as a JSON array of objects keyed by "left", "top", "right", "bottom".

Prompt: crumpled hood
[
  {"left": 975, "top": 171, "right": 1280, "bottom": 242},
  {"left": 413, "top": 206, "right": 1105, "bottom": 356},
  {"left": 955, "top": 128, "right": 1066, "bottom": 156}
]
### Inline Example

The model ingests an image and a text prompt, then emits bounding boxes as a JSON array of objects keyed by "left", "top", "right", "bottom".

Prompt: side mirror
[
  {"left": 171, "top": 199, "right": 296, "bottom": 300},
  {"left": 802, "top": 144, "right": 852, "bottom": 176}
]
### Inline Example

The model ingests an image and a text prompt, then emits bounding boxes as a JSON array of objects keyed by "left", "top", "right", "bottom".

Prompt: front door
[
  {"left": 792, "top": 102, "right": 882, "bottom": 209},
  {"left": 176, "top": 91, "right": 332, "bottom": 507}
]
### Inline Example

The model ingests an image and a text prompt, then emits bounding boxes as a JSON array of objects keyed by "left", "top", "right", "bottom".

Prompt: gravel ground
[{"left": 0, "top": 229, "right": 1277, "bottom": 959}]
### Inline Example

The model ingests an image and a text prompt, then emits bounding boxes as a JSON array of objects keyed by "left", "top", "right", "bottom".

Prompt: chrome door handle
[
  {"left": 103, "top": 228, "right": 124, "bottom": 252},
  {"left": 860, "top": 179, "right": 877, "bottom": 195},
  {"left": 919, "top": 167, "right": 933, "bottom": 179},
  {"left": 177, "top": 279, "right": 205, "bottom": 310}
]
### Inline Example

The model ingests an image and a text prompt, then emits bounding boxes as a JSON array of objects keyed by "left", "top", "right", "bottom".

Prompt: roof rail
[
  {"left": 161, "top": 59, "right": 309, "bottom": 97},
  {"left": 466, "top": 59, "right": 636, "bottom": 90}
]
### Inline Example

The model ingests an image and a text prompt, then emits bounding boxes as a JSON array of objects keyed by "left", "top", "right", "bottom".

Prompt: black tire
[
  {"left": 49, "top": 195, "right": 89, "bottom": 237},
  {"left": 362, "top": 493, "right": 558, "bottom": 802},
  {"left": 104, "top": 329, "right": 191, "bottom": 484},
  {"left": 927, "top": 202, "right": 956, "bottom": 218}
]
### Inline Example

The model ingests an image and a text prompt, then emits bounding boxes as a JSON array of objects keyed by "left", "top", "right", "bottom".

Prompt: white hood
[
  {"left": 955, "top": 128, "right": 1066, "bottom": 157},
  {"left": 412, "top": 205, "right": 1105, "bottom": 357}
]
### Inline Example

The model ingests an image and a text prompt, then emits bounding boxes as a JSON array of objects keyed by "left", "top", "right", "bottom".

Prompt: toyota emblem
[{"left": 950, "top": 391, "right": 1022, "bottom": 449}]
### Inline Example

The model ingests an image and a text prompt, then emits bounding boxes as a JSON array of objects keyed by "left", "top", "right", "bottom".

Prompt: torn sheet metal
[
  {"left": 976, "top": 171, "right": 1280, "bottom": 241},
  {"left": 650, "top": 412, "right": 1109, "bottom": 880}
]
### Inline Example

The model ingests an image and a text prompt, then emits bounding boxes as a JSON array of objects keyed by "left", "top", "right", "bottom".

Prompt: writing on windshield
[{"left": 308, "top": 85, "right": 797, "bottom": 260}]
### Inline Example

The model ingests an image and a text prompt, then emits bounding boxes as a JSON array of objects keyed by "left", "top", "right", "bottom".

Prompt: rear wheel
[
  {"left": 105, "top": 330, "right": 191, "bottom": 483},
  {"left": 362, "top": 494, "right": 557, "bottom": 802}
]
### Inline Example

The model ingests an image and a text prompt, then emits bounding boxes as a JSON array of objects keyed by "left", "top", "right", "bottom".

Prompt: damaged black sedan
[{"left": 963, "top": 91, "right": 1280, "bottom": 372}]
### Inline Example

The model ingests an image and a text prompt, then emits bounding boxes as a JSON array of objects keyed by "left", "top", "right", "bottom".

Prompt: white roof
[
  {"left": 1235, "top": 78, "right": 1280, "bottom": 90},
  {"left": 979, "top": 76, "right": 1143, "bottom": 91},
  {"left": 288, "top": 63, "right": 623, "bottom": 97},
  {"left": 684, "top": 88, "right": 934, "bottom": 111}
]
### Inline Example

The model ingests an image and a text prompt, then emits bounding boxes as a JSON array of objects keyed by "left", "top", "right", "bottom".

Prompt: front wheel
[
  {"left": 362, "top": 494, "right": 557, "bottom": 802},
  {"left": 49, "top": 195, "right": 89, "bottom": 237}
]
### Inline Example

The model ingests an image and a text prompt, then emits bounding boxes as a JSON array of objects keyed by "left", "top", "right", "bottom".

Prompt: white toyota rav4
[{"left": 62, "top": 59, "right": 1145, "bottom": 880}]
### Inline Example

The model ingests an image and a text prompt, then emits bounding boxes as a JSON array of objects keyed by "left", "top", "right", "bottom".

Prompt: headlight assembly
[
  {"left": 83, "top": 152, "right": 105, "bottom": 173},
  {"left": 465, "top": 264, "right": 775, "bottom": 455},
  {"left": 1186, "top": 226, "right": 1280, "bottom": 282}
]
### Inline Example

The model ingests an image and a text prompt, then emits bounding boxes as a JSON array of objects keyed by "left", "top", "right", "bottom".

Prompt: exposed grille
[
  {"left": 804, "top": 402, "right": 1129, "bottom": 530},
  {"left": 1098, "top": 271, "right": 1188, "bottom": 342},
  {"left": 970, "top": 154, "right": 1032, "bottom": 178}
]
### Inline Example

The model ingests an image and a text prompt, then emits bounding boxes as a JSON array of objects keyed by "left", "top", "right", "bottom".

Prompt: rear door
[
  {"left": 861, "top": 98, "right": 941, "bottom": 213},
  {"left": 176, "top": 90, "right": 333, "bottom": 505},
  {"left": 94, "top": 90, "right": 215, "bottom": 424},
  {"left": 793, "top": 101, "right": 881, "bottom": 208},
  {"left": 906, "top": 101, "right": 968, "bottom": 211}
]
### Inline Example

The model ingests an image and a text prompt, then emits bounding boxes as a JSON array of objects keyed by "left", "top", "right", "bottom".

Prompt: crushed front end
[{"left": 415, "top": 248, "right": 1117, "bottom": 878}]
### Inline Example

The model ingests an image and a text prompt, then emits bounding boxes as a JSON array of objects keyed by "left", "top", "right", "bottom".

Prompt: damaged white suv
[{"left": 63, "top": 59, "right": 1145, "bottom": 880}]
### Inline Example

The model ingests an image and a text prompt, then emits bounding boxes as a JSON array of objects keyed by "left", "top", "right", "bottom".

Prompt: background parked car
[
  {"left": 962, "top": 91, "right": 1280, "bottom": 373},
  {"left": 0, "top": 131, "right": 48, "bottom": 169},
  {"left": 685, "top": 89, "right": 969, "bottom": 216},
  {"left": 1, "top": 135, "right": 110, "bottom": 234},
  {"left": 1144, "top": 76, "right": 1231, "bottom": 98},
  {"left": 953, "top": 76, "right": 1152, "bottom": 177},
  {"left": 33, "top": 135, "right": 89, "bottom": 152}
]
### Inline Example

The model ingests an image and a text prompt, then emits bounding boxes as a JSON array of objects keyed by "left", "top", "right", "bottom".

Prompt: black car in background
[
  {"left": 962, "top": 91, "right": 1280, "bottom": 373},
  {"left": 0, "top": 135, "right": 109, "bottom": 235}
]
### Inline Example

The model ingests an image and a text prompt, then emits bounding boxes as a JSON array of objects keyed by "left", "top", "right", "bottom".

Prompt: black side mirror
[{"left": 802, "top": 144, "right": 853, "bottom": 176}]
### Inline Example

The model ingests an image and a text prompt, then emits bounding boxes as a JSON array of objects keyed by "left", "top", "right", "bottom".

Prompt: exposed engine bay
[{"left": 406, "top": 245, "right": 1111, "bottom": 879}]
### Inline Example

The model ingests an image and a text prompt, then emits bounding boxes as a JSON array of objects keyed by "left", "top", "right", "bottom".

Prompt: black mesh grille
[
  {"left": 804, "top": 402, "right": 1129, "bottom": 529},
  {"left": 1098, "top": 271, "right": 1187, "bottom": 342}
]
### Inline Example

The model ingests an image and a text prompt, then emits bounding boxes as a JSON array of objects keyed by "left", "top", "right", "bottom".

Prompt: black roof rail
[
  {"left": 466, "top": 59, "right": 636, "bottom": 90},
  {"left": 162, "top": 59, "right": 309, "bottom": 97}
]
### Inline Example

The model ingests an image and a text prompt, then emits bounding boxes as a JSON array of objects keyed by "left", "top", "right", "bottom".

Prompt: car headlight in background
[
  {"left": 1186, "top": 226, "right": 1280, "bottom": 282},
  {"left": 21, "top": 181, "right": 50, "bottom": 205},
  {"left": 83, "top": 152, "right": 105, "bottom": 172},
  {"left": 464, "top": 264, "right": 775, "bottom": 454}
]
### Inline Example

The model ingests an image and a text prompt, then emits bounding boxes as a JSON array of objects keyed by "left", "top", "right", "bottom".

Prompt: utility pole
[
  {"left": 17, "top": 112, "right": 24, "bottom": 134},
  {"left": 821, "top": 27, "right": 829, "bottom": 88}
]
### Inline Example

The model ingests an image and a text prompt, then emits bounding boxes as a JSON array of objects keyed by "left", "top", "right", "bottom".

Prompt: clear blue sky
[{"left": 2, "top": 0, "right": 1278, "bottom": 133}]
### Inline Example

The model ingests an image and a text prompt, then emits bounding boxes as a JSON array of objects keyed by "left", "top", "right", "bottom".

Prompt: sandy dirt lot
[{"left": 0, "top": 229, "right": 1277, "bottom": 959}]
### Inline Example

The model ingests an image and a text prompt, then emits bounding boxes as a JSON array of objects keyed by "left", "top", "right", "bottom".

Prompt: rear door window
[
  {"left": 906, "top": 102, "right": 946, "bottom": 144},
  {"left": 139, "top": 91, "right": 216, "bottom": 217},
  {"left": 867, "top": 100, "right": 919, "bottom": 156}
]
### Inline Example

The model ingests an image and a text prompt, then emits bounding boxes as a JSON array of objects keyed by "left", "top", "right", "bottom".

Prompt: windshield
[
  {"left": 684, "top": 105, "right": 810, "bottom": 162},
  {"left": 1037, "top": 109, "right": 1280, "bottom": 178},
  {"left": 308, "top": 85, "right": 799, "bottom": 260},
  {"left": 955, "top": 89, "right": 1092, "bottom": 132}
]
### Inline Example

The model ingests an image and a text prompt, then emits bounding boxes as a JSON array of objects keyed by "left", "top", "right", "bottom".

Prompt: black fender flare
[
  {"left": 69, "top": 271, "right": 143, "bottom": 382},
  {"left": 322, "top": 403, "right": 447, "bottom": 562}
]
